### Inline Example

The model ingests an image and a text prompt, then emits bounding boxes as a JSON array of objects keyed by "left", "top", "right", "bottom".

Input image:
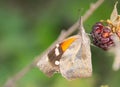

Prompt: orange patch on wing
[{"left": 60, "top": 37, "right": 77, "bottom": 52}]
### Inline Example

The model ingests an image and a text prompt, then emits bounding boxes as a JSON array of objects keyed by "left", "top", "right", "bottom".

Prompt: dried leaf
[
  {"left": 111, "top": 34, "right": 120, "bottom": 71},
  {"left": 108, "top": 2, "right": 120, "bottom": 71},
  {"left": 110, "top": 2, "right": 118, "bottom": 23}
]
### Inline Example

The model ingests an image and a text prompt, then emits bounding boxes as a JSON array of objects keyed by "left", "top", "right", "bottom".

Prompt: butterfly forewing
[{"left": 60, "top": 35, "right": 92, "bottom": 80}]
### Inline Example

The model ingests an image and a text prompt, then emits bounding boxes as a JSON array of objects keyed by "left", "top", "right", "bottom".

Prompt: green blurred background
[{"left": 0, "top": 0, "right": 120, "bottom": 87}]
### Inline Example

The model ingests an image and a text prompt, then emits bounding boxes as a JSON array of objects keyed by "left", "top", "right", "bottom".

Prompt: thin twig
[
  {"left": 4, "top": 0, "right": 104, "bottom": 87},
  {"left": 64, "top": 0, "right": 104, "bottom": 38}
]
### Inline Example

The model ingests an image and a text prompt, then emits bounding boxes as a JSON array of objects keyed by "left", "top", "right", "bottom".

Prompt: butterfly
[{"left": 37, "top": 18, "right": 92, "bottom": 80}]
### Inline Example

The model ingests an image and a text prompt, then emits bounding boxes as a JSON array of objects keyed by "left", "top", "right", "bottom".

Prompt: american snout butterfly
[{"left": 37, "top": 18, "right": 92, "bottom": 80}]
